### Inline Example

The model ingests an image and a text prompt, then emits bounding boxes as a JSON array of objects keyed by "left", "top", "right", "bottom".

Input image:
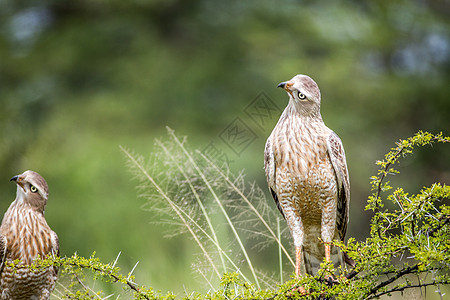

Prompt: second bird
[{"left": 0, "top": 170, "right": 59, "bottom": 299}]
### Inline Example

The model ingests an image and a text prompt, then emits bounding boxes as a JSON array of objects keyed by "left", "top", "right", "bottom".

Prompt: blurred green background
[{"left": 1, "top": 0, "right": 449, "bottom": 295}]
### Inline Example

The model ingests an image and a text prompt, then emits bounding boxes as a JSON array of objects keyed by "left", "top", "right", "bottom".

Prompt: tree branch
[
  {"left": 67, "top": 261, "right": 151, "bottom": 300},
  {"left": 427, "top": 215, "right": 450, "bottom": 237},
  {"left": 368, "top": 280, "right": 450, "bottom": 299},
  {"left": 375, "top": 147, "right": 404, "bottom": 204},
  {"left": 367, "top": 264, "right": 419, "bottom": 297}
]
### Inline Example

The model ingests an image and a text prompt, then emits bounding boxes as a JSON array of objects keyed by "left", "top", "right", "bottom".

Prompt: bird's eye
[
  {"left": 298, "top": 92, "right": 306, "bottom": 100},
  {"left": 30, "top": 185, "right": 38, "bottom": 193}
]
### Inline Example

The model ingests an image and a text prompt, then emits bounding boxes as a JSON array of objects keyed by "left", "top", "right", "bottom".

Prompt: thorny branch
[
  {"left": 65, "top": 260, "right": 151, "bottom": 300},
  {"left": 426, "top": 214, "right": 450, "bottom": 236},
  {"left": 342, "top": 211, "right": 449, "bottom": 291},
  {"left": 368, "top": 264, "right": 419, "bottom": 296},
  {"left": 368, "top": 280, "right": 450, "bottom": 299},
  {"left": 372, "top": 145, "right": 405, "bottom": 240},
  {"left": 374, "top": 146, "right": 405, "bottom": 208}
]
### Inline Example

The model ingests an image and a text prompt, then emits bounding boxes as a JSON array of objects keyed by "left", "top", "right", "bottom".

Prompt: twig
[
  {"left": 367, "top": 264, "right": 419, "bottom": 297},
  {"left": 427, "top": 215, "right": 450, "bottom": 237},
  {"left": 368, "top": 280, "right": 450, "bottom": 299},
  {"left": 68, "top": 261, "right": 151, "bottom": 300},
  {"left": 75, "top": 274, "right": 104, "bottom": 299},
  {"left": 373, "top": 146, "right": 405, "bottom": 239}
]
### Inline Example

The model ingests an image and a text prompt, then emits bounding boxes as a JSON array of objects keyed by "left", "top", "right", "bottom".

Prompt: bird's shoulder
[
  {"left": 50, "top": 231, "right": 59, "bottom": 256},
  {"left": 326, "top": 131, "right": 349, "bottom": 180},
  {"left": 326, "top": 130, "right": 344, "bottom": 153}
]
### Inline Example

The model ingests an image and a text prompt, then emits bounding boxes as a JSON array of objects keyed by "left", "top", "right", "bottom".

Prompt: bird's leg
[
  {"left": 293, "top": 246, "right": 307, "bottom": 295},
  {"left": 295, "top": 246, "right": 302, "bottom": 278},
  {"left": 324, "top": 242, "right": 338, "bottom": 284},
  {"left": 284, "top": 212, "right": 306, "bottom": 294},
  {"left": 324, "top": 242, "right": 331, "bottom": 263}
]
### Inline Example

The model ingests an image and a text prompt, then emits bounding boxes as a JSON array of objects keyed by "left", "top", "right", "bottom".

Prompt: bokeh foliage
[{"left": 0, "top": 0, "right": 449, "bottom": 295}]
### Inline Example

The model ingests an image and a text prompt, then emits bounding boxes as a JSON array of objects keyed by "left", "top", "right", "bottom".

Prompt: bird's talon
[
  {"left": 325, "top": 275, "right": 338, "bottom": 286},
  {"left": 287, "top": 285, "right": 308, "bottom": 297}
]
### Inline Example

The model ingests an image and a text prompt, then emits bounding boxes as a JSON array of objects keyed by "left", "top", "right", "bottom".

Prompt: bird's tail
[{"left": 302, "top": 245, "right": 344, "bottom": 276}]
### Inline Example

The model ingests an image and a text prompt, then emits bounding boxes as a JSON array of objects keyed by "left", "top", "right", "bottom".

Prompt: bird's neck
[
  {"left": 287, "top": 100, "right": 323, "bottom": 122},
  {"left": 12, "top": 189, "right": 46, "bottom": 214}
]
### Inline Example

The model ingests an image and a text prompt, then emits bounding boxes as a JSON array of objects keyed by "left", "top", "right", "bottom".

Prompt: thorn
[
  {"left": 127, "top": 261, "right": 140, "bottom": 281},
  {"left": 112, "top": 251, "right": 121, "bottom": 268}
]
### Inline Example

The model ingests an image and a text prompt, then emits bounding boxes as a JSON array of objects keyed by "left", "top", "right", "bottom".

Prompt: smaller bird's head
[
  {"left": 277, "top": 74, "right": 321, "bottom": 116},
  {"left": 10, "top": 170, "right": 49, "bottom": 210}
]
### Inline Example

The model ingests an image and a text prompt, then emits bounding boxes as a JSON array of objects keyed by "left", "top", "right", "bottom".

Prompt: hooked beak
[
  {"left": 10, "top": 175, "right": 25, "bottom": 191},
  {"left": 277, "top": 82, "right": 287, "bottom": 89},
  {"left": 277, "top": 81, "right": 294, "bottom": 98}
]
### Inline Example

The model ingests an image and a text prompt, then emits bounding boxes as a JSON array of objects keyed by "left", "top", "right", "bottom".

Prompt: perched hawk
[
  {"left": 0, "top": 170, "right": 59, "bottom": 299},
  {"left": 264, "top": 75, "right": 350, "bottom": 278}
]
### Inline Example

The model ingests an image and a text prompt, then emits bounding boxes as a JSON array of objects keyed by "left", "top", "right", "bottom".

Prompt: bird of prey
[
  {"left": 264, "top": 74, "right": 350, "bottom": 279},
  {"left": 0, "top": 170, "right": 59, "bottom": 299}
]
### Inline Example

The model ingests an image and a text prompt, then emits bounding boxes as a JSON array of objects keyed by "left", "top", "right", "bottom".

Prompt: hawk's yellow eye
[
  {"left": 30, "top": 185, "right": 38, "bottom": 193},
  {"left": 298, "top": 92, "right": 306, "bottom": 100}
]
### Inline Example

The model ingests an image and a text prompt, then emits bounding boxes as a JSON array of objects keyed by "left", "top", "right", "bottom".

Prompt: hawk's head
[
  {"left": 277, "top": 74, "right": 321, "bottom": 116},
  {"left": 10, "top": 170, "right": 49, "bottom": 211}
]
